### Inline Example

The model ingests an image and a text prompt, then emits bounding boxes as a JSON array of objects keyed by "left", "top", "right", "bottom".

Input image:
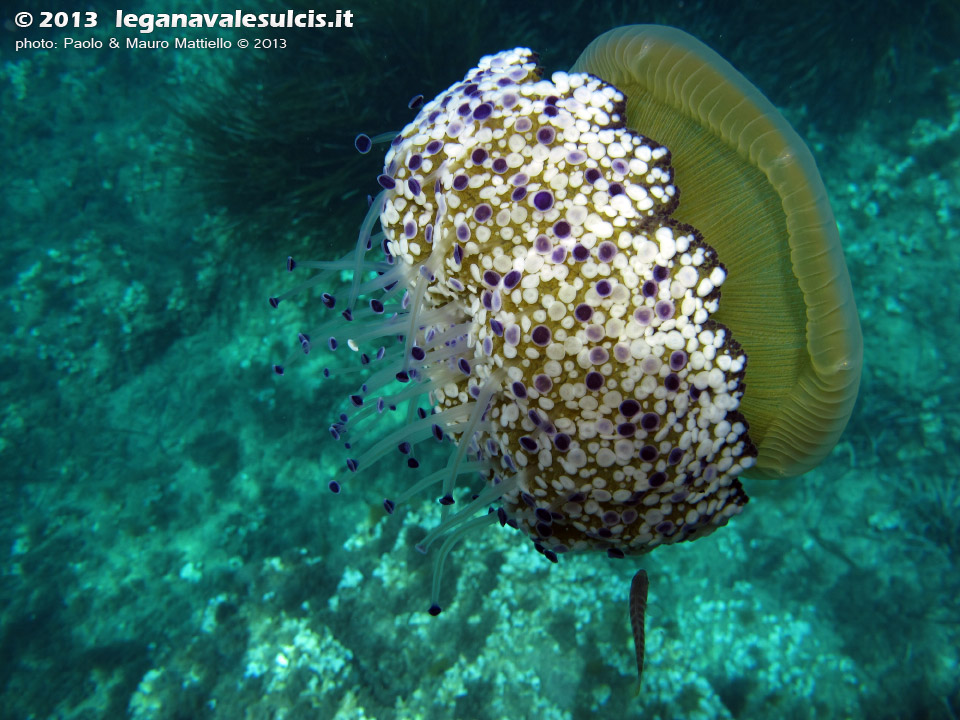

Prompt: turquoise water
[{"left": 1, "top": 1, "right": 958, "bottom": 718}]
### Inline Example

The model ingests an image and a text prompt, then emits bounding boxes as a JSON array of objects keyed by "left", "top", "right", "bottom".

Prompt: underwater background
[{"left": 1, "top": 0, "right": 958, "bottom": 718}]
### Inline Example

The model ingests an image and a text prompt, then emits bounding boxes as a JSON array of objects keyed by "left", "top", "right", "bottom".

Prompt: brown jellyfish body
[{"left": 573, "top": 26, "right": 863, "bottom": 478}]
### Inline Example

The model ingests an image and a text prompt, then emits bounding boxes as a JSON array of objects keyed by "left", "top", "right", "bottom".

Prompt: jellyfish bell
[
  {"left": 269, "top": 28, "right": 861, "bottom": 620},
  {"left": 573, "top": 25, "right": 863, "bottom": 479}
]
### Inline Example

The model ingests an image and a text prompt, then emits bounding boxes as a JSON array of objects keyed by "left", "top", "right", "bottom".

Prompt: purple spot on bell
[
  {"left": 553, "top": 220, "right": 571, "bottom": 238},
  {"left": 656, "top": 521, "right": 676, "bottom": 535},
  {"left": 408, "top": 93, "right": 424, "bottom": 109},
  {"left": 595, "top": 280, "right": 612, "bottom": 297},
  {"left": 377, "top": 174, "right": 396, "bottom": 190},
  {"left": 404, "top": 221, "right": 416, "bottom": 239},
  {"left": 515, "top": 117, "right": 532, "bottom": 132},
  {"left": 511, "top": 186, "right": 527, "bottom": 201},
  {"left": 370, "top": 298, "right": 384, "bottom": 314},
  {"left": 424, "top": 139, "right": 442, "bottom": 155},
  {"left": 286, "top": 256, "right": 296, "bottom": 272},
  {"left": 503, "top": 269, "right": 522, "bottom": 289},
  {"left": 473, "top": 102, "right": 493, "bottom": 120},
  {"left": 553, "top": 433, "right": 571, "bottom": 452},
  {"left": 634, "top": 307, "right": 653, "bottom": 325},
  {"left": 354, "top": 133, "right": 372, "bottom": 154},
  {"left": 640, "top": 412, "right": 660, "bottom": 431},
  {"left": 531, "top": 325, "right": 551, "bottom": 347},
  {"left": 609, "top": 183, "right": 624, "bottom": 196},
  {"left": 408, "top": 153, "right": 423, "bottom": 171},
  {"left": 458, "top": 358, "right": 471, "bottom": 375},
  {"left": 428, "top": 604, "right": 442, "bottom": 616},
  {"left": 585, "top": 167, "right": 601, "bottom": 184},
  {"left": 453, "top": 174, "right": 469, "bottom": 191},
  {"left": 328, "top": 337, "right": 338, "bottom": 351},
  {"left": 670, "top": 350, "right": 688, "bottom": 370},
  {"left": 574, "top": 304, "right": 593, "bottom": 322},
  {"left": 550, "top": 246, "right": 567, "bottom": 264},
  {"left": 505, "top": 324, "right": 521, "bottom": 346},
  {"left": 649, "top": 471, "right": 667, "bottom": 488},
  {"left": 603, "top": 510, "right": 620, "bottom": 526},
  {"left": 483, "top": 270, "right": 501, "bottom": 287},
  {"left": 490, "top": 319, "right": 504, "bottom": 336},
  {"left": 668, "top": 447, "right": 684, "bottom": 465},
  {"left": 533, "top": 374, "right": 552, "bottom": 393},
  {"left": 345, "top": 459, "right": 358, "bottom": 472},
  {"left": 653, "top": 264, "right": 669, "bottom": 282},
  {"left": 502, "top": 92, "right": 518, "bottom": 108},
  {"left": 544, "top": 105, "right": 558, "bottom": 117},
  {"left": 492, "top": 157, "right": 508, "bottom": 174},
  {"left": 519, "top": 436, "right": 538, "bottom": 453},
  {"left": 408, "top": 177, "right": 421, "bottom": 196},
  {"left": 329, "top": 480, "right": 342, "bottom": 493},
  {"left": 528, "top": 409, "right": 542, "bottom": 426},
  {"left": 665, "top": 373, "right": 681, "bottom": 392},
  {"left": 482, "top": 337, "right": 493, "bottom": 355},
  {"left": 458, "top": 102, "right": 471, "bottom": 117},
  {"left": 572, "top": 244, "right": 590, "bottom": 262},
  {"left": 611, "top": 159, "right": 628, "bottom": 175},
  {"left": 639, "top": 444, "right": 658, "bottom": 462},
  {"left": 511, "top": 381, "right": 527, "bottom": 399},
  {"left": 511, "top": 173, "right": 528, "bottom": 186},
  {"left": 383, "top": 498, "right": 396, "bottom": 514},
  {"left": 439, "top": 493, "right": 455, "bottom": 506},
  {"left": 617, "top": 422, "right": 636, "bottom": 437},
  {"left": 474, "top": 204, "right": 493, "bottom": 222},
  {"left": 453, "top": 244, "right": 463, "bottom": 265},
  {"left": 411, "top": 346, "right": 426, "bottom": 361},
  {"left": 585, "top": 371, "right": 604, "bottom": 391},
  {"left": 589, "top": 347, "right": 609, "bottom": 365},
  {"left": 535, "top": 235, "right": 552, "bottom": 254},
  {"left": 533, "top": 190, "right": 554, "bottom": 211},
  {"left": 567, "top": 150, "right": 587, "bottom": 164},
  {"left": 273, "top": 364, "right": 284, "bottom": 375},
  {"left": 471, "top": 148, "right": 488, "bottom": 165},
  {"left": 536, "top": 127, "right": 555, "bottom": 144},
  {"left": 408, "top": 458, "right": 420, "bottom": 469},
  {"left": 321, "top": 292, "right": 336, "bottom": 309},
  {"left": 655, "top": 300, "right": 675, "bottom": 320},
  {"left": 620, "top": 399, "right": 640, "bottom": 418},
  {"left": 642, "top": 280, "right": 658, "bottom": 298},
  {"left": 268, "top": 297, "right": 280, "bottom": 309},
  {"left": 597, "top": 241, "right": 617, "bottom": 263}
]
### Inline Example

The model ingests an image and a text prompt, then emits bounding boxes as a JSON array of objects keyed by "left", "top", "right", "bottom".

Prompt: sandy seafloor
[{"left": 1, "top": 1, "right": 958, "bottom": 718}]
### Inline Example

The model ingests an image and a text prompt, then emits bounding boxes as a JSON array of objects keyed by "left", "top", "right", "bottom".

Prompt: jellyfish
[{"left": 270, "top": 26, "right": 862, "bottom": 688}]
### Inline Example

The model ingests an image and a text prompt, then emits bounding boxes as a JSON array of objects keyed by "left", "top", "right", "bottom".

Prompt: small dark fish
[{"left": 630, "top": 569, "right": 649, "bottom": 688}]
